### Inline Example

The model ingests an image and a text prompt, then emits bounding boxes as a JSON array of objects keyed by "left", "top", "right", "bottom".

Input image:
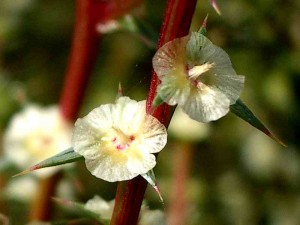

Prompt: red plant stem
[
  {"left": 30, "top": 0, "right": 102, "bottom": 220},
  {"left": 110, "top": 0, "right": 198, "bottom": 225},
  {"left": 30, "top": 0, "right": 143, "bottom": 221},
  {"left": 29, "top": 172, "right": 62, "bottom": 220},
  {"left": 60, "top": 0, "right": 143, "bottom": 121},
  {"left": 59, "top": 0, "right": 102, "bottom": 121},
  {"left": 167, "top": 143, "right": 192, "bottom": 225}
]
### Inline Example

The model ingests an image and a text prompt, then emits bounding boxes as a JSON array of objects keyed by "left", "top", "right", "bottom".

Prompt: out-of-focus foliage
[{"left": 0, "top": 0, "right": 300, "bottom": 224}]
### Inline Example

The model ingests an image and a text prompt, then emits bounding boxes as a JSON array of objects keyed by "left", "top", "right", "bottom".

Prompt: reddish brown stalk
[
  {"left": 111, "top": 0, "right": 198, "bottom": 224},
  {"left": 167, "top": 143, "right": 192, "bottom": 225},
  {"left": 29, "top": 172, "right": 62, "bottom": 220},
  {"left": 60, "top": 0, "right": 143, "bottom": 121},
  {"left": 59, "top": 0, "right": 102, "bottom": 121},
  {"left": 30, "top": 0, "right": 143, "bottom": 221}
]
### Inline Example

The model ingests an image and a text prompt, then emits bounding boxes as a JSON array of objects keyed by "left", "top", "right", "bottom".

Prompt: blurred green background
[{"left": 0, "top": 0, "right": 300, "bottom": 224}]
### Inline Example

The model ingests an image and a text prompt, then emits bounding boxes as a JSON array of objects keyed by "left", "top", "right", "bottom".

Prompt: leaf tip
[
  {"left": 12, "top": 165, "right": 40, "bottom": 177},
  {"left": 268, "top": 133, "right": 287, "bottom": 148}
]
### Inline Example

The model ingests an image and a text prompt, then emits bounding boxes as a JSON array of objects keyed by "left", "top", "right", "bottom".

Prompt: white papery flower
[
  {"left": 4, "top": 176, "right": 38, "bottom": 201},
  {"left": 84, "top": 195, "right": 114, "bottom": 220},
  {"left": 72, "top": 96, "right": 167, "bottom": 182},
  {"left": 153, "top": 32, "right": 245, "bottom": 122},
  {"left": 3, "top": 104, "right": 72, "bottom": 178},
  {"left": 84, "top": 195, "right": 166, "bottom": 225}
]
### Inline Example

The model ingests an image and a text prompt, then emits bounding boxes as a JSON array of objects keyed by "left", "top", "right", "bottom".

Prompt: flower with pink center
[
  {"left": 3, "top": 105, "right": 72, "bottom": 178},
  {"left": 153, "top": 32, "right": 245, "bottom": 123},
  {"left": 72, "top": 96, "right": 167, "bottom": 182}
]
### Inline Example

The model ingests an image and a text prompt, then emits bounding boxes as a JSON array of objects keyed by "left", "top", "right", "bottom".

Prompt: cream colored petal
[
  {"left": 181, "top": 85, "right": 230, "bottom": 123},
  {"left": 86, "top": 142, "right": 156, "bottom": 182},
  {"left": 157, "top": 76, "right": 190, "bottom": 105},
  {"left": 72, "top": 119, "right": 102, "bottom": 159},
  {"left": 138, "top": 115, "right": 167, "bottom": 154},
  {"left": 126, "top": 151, "right": 156, "bottom": 175},
  {"left": 205, "top": 46, "right": 236, "bottom": 76},
  {"left": 85, "top": 156, "right": 131, "bottom": 182},
  {"left": 113, "top": 97, "right": 146, "bottom": 134},
  {"left": 212, "top": 74, "right": 245, "bottom": 104},
  {"left": 187, "top": 32, "right": 237, "bottom": 76},
  {"left": 83, "top": 104, "right": 114, "bottom": 132},
  {"left": 72, "top": 104, "right": 114, "bottom": 159},
  {"left": 186, "top": 32, "right": 214, "bottom": 64},
  {"left": 152, "top": 36, "right": 188, "bottom": 79}
]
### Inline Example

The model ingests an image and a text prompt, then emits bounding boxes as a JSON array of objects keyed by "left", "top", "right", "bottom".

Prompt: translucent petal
[
  {"left": 205, "top": 46, "right": 236, "bottom": 75},
  {"left": 72, "top": 118, "right": 103, "bottom": 159},
  {"left": 113, "top": 97, "right": 146, "bottom": 134},
  {"left": 72, "top": 104, "right": 114, "bottom": 159},
  {"left": 126, "top": 151, "right": 156, "bottom": 175},
  {"left": 181, "top": 85, "right": 230, "bottom": 122},
  {"left": 85, "top": 155, "right": 133, "bottom": 182},
  {"left": 186, "top": 32, "right": 210, "bottom": 64},
  {"left": 157, "top": 76, "right": 190, "bottom": 105},
  {"left": 152, "top": 36, "right": 188, "bottom": 79},
  {"left": 138, "top": 115, "right": 168, "bottom": 153},
  {"left": 81, "top": 104, "right": 114, "bottom": 133},
  {"left": 212, "top": 74, "right": 245, "bottom": 104},
  {"left": 85, "top": 147, "right": 156, "bottom": 182},
  {"left": 187, "top": 32, "right": 236, "bottom": 75}
]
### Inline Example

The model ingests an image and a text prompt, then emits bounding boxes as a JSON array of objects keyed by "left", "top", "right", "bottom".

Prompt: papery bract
[
  {"left": 153, "top": 32, "right": 245, "bottom": 122},
  {"left": 72, "top": 96, "right": 167, "bottom": 182}
]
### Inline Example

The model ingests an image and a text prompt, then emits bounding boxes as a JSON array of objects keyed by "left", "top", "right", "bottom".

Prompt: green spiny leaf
[
  {"left": 230, "top": 99, "right": 286, "bottom": 147},
  {"left": 13, "top": 147, "right": 83, "bottom": 177}
]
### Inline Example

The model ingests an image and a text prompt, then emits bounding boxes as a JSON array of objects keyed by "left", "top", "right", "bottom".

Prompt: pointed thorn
[
  {"left": 262, "top": 128, "right": 287, "bottom": 148},
  {"left": 199, "top": 14, "right": 209, "bottom": 35},
  {"left": 118, "top": 82, "right": 123, "bottom": 96},
  {"left": 210, "top": 0, "right": 222, "bottom": 15},
  {"left": 12, "top": 165, "right": 40, "bottom": 177},
  {"left": 201, "top": 14, "right": 209, "bottom": 29},
  {"left": 154, "top": 183, "right": 164, "bottom": 205},
  {"left": 269, "top": 133, "right": 287, "bottom": 148},
  {"left": 115, "top": 82, "right": 123, "bottom": 100}
]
